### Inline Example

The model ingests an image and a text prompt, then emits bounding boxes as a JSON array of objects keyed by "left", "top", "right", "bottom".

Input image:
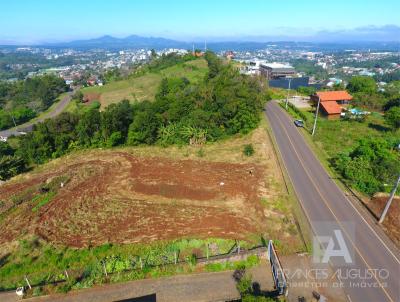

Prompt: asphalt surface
[
  {"left": 0, "top": 91, "right": 73, "bottom": 138},
  {"left": 265, "top": 101, "right": 400, "bottom": 302}
]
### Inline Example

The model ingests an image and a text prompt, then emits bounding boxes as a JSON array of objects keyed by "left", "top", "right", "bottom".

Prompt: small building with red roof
[{"left": 311, "top": 91, "right": 353, "bottom": 119}]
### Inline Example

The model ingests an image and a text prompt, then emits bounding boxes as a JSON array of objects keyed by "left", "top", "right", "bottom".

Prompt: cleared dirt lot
[
  {"left": 0, "top": 123, "right": 304, "bottom": 254},
  {"left": 0, "top": 152, "right": 267, "bottom": 248}
]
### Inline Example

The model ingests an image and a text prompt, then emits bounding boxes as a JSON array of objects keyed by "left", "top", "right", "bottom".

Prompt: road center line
[{"left": 269, "top": 105, "right": 395, "bottom": 302}]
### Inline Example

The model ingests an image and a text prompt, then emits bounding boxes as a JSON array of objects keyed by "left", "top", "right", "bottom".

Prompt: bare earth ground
[
  {"left": 0, "top": 122, "right": 303, "bottom": 252},
  {"left": 0, "top": 152, "right": 265, "bottom": 247},
  {"left": 363, "top": 194, "right": 400, "bottom": 248}
]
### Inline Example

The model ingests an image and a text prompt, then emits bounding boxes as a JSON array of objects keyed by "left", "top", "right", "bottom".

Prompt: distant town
[{"left": 1, "top": 44, "right": 399, "bottom": 94}]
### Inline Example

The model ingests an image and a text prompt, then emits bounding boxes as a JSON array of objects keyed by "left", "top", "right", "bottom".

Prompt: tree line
[{"left": 0, "top": 52, "right": 269, "bottom": 180}]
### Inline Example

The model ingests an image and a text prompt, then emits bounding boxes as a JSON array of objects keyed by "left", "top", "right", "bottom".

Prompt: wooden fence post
[
  {"left": 64, "top": 269, "right": 69, "bottom": 280},
  {"left": 24, "top": 275, "right": 32, "bottom": 290},
  {"left": 206, "top": 243, "right": 209, "bottom": 259},
  {"left": 102, "top": 261, "right": 108, "bottom": 277},
  {"left": 139, "top": 257, "right": 143, "bottom": 269},
  {"left": 174, "top": 251, "right": 177, "bottom": 264}
]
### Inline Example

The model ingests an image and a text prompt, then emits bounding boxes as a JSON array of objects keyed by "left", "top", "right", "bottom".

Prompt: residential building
[
  {"left": 259, "top": 62, "right": 296, "bottom": 80},
  {"left": 311, "top": 91, "right": 353, "bottom": 119}
]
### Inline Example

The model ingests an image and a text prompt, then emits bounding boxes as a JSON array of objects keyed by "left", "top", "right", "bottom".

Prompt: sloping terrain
[
  {"left": 0, "top": 122, "right": 304, "bottom": 251},
  {"left": 0, "top": 123, "right": 306, "bottom": 293},
  {"left": 80, "top": 59, "right": 208, "bottom": 108},
  {"left": 0, "top": 151, "right": 267, "bottom": 248}
]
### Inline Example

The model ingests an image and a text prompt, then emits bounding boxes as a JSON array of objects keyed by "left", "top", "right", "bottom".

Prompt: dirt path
[{"left": 1, "top": 264, "right": 274, "bottom": 302}]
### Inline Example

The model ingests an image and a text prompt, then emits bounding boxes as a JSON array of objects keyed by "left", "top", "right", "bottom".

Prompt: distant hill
[
  {"left": 45, "top": 35, "right": 400, "bottom": 52},
  {"left": 2, "top": 34, "right": 398, "bottom": 52},
  {"left": 46, "top": 35, "right": 191, "bottom": 50}
]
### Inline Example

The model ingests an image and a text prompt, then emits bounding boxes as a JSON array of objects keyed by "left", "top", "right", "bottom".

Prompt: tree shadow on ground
[
  {"left": 368, "top": 122, "right": 391, "bottom": 132},
  {"left": 114, "top": 293, "right": 156, "bottom": 302},
  {"left": 0, "top": 253, "right": 10, "bottom": 269},
  {"left": 252, "top": 282, "right": 280, "bottom": 298}
]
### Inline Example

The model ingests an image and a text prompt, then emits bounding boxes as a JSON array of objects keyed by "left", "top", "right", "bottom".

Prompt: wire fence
[{"left": 0, "top": 242, "right": 267, "bottom": 292}]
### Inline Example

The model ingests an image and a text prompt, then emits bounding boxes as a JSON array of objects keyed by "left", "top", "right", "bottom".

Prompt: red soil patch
[
  {"left": 83, "top": 92, "right": 101, "bottom": 104},
  {"left": 364, "top": 195, "right": 400, "bottom": 247},
  {"left": 0, "top": 152, "right": 268, "bottom": 248}
]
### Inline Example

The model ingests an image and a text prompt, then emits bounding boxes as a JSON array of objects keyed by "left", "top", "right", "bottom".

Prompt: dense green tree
[
  {"left": 76, "top": 108, "right": 102, "bottom": 146},
  {"left": 0, "top": 155, "right": 26, "bottom": 180},
  {"left": 204, "top": 51, "right": 221, "bottom": 79},
  {"left": 347, "top": 76, "right": 376, "bottom": 94},
  {"left": 101, "top": 100, "right": 133, "bottom": 140},
  {"left": 383, "top": 98, "right": 400, "bottom": 111},
  {"left": 334, "top": 138, "right": 400, "bottom": 195},
  {"left": 127, "top": 109, "right": 160, "bottom": 145},
  {"left": 384, "top": 106, "right": 400, "bottom": 130},
  {"left": 107, "top": 131, "right": 124, "bottom": 147},
  {"left": 0, "top": 141, "right": 14, "bottom": 156},
  {"left": 297, "top": 86, "right": 316, "bottom": 95}
]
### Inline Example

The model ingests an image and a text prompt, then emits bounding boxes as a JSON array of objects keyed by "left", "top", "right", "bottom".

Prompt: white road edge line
[{"left": 275, "top": 101, "right": 400, "bottom": 265}]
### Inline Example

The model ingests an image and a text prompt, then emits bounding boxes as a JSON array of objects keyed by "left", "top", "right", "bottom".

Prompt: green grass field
[
  {"left": 80, "top": 59, "right": 208, "bottom": 109},
  {"left": 281, "top": 102, "right": 398, "bottom": 158}
]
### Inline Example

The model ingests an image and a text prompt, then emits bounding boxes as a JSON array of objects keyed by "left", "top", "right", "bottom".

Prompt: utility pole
[
  {"left": 285, "top": 78, "right": 292, "bottom": 110},
  {"left": 379, "top": 174, "right": 400, "bottom": 224},
  {"left": 204, "top": 40, "right": 207, "bottom": 52},
  {"left": 312, "top": 96, "right": 321, "bottom": 136}
]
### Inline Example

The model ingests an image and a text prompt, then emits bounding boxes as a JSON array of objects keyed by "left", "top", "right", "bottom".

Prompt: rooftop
[
  {"left": 261, "top": 62, "right": 294, "bottom": 69},
  {"left": 316, "top": 90, "right": 353, "bottom": 102},
  {"left": 320, "top": 101, "right": 342, "bottom": 114}
]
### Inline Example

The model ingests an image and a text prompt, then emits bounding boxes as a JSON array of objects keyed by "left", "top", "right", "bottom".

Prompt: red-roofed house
[{"left": 311, "top": 91, "right": 353, "bottom": 119}]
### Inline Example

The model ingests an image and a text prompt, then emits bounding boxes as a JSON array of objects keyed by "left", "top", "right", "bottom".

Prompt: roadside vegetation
[
  {"left": 0, "top": 75, "right": 68, "bottom": 130},
  {"left": 281, "top": 76, "right": 400, "bottom": 197},
  {"left": 234, "top": 268, "right": 281, "bottom": 302},
  {"left": 0, "top": 236, "right": 260, "bottom": 293}
]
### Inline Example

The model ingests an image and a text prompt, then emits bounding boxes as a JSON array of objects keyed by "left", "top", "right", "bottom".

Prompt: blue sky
[{"left": 1, "top": 0, "right": 400, "bottom": 43}]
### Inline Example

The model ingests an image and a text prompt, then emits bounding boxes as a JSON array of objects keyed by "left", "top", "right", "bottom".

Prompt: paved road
[
  {"left": 0, "top": 91, "right": 73, "bottom": 138},
  {"left": 265, "top": 101, "right": 400, "bottom": 302}
]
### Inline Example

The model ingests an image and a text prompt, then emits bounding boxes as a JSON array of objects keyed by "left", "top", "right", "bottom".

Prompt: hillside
[
  {"left": 46, "top": 35, "right": 190, "bottom": 50},
  {"left": 0, "top": 121, "right": 304, "bottom": 291},
  {"left": 77, "top": 58, "right": 208, "bottom": 109}
]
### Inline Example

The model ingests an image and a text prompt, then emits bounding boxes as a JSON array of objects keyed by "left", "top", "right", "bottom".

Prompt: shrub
[
  {"left": 196, "top": 148, "right": 205, "bottom": 158},
  {"left": 236, "top": 274, "right": 252, "bottom": 295},
  {"left": 32, "top": 286, "right": 43, "bottom": 297},
  {"left": 107, "top": 131, "right": 124, "bottom": 147},
  {"left": 243, "top": 144, "right": 255, "bottom": 156}
]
